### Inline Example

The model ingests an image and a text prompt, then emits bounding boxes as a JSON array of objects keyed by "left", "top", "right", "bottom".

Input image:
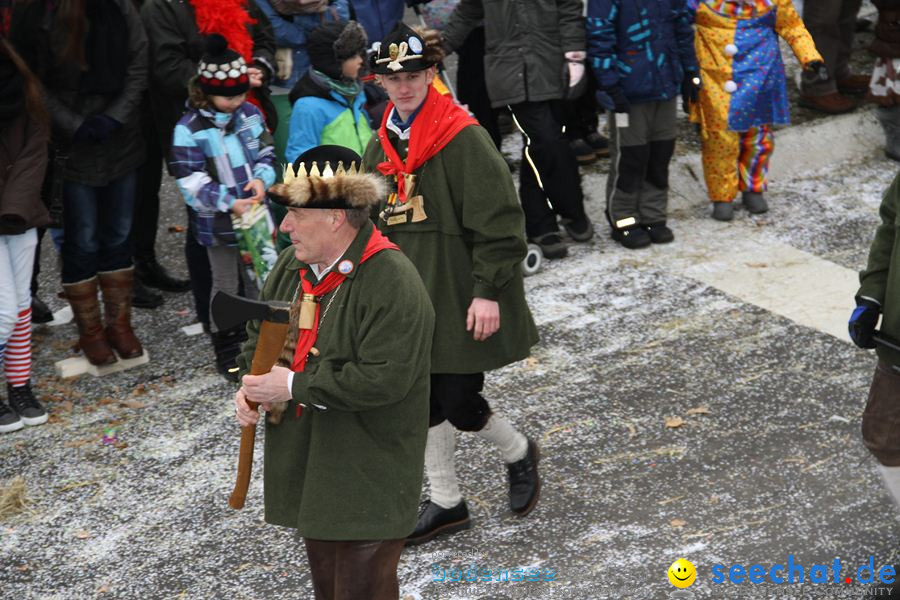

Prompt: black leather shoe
[
  {"left": 31, "top": 295, "right": 53, "bottom": 324},
  {"left": 132, "top": 279, "right": 164, "bottom": 309},
  {"left": 405, "top": 500, "right": 471, "bottom": 546},
  {"left": 508, "top": 438, "right": 540, "bottom": 516},
  {"left": 135, "top": 259, "right": 191, "bottom": 293}
]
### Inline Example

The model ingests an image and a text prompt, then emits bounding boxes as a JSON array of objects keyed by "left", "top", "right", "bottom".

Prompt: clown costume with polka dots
[{"left": 688, "top": 0, "right": 824, "bottom": 221}]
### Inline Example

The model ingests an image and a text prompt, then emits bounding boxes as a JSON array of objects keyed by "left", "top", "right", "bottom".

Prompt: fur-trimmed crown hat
[
  {"left": 369, "top": 23, "right": 444, "bottom": 75},
  {"left": 198, "top": 34, "right": 249, "bottom": 97},
  {"left": 268, "top": 145, "right": 384, "bottom": 211}
]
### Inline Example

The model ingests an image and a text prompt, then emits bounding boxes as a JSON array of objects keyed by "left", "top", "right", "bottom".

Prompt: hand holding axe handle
[{"left": 212, "top": 291, "right": 291, "bottom": 509}]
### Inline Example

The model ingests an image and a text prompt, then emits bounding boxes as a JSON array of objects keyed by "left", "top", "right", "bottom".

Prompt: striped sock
[{"left": 5, "top": 308, "right": 31, "bottom": 387}]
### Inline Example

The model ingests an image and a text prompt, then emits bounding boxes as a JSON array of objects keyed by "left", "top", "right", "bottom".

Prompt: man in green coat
[
  {"left": 850, "top": 171, "right": 900, "bottom": 582},
  {"left": 362, "top": 25, "right": 541, "bottom": 546},
  {"left": 234, "top": 145, "right": 434, "bottom": 600}
]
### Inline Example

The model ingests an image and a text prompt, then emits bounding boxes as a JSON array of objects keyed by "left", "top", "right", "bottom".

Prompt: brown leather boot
[
  {"left": 98, "top": 267, "right": 143, "bottom": 359},
  {"left": 63, "top": 277, "right": 117, "bottom": 366},
  {"left": 837, "top": 73, "right": 871, "bottom": 96},
  {"left": 798, "top": 92, "right": 857, "bottom": 114}
]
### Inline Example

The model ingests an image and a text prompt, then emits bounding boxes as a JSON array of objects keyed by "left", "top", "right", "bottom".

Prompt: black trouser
[
  {"left": 508, "top": 100, "right": 587, "bottom": 238},
  {"left": 185, "top": 209, "right": 213, "bottom": 328},
  {"left": 456, "top": 26, "right": 501, "bottom": 150},
  {"left": 131, "top": 98, "right": 163, "bottom": 264},
  {"left": 429, "top": 372, "right": 492, "bottom": 431}
]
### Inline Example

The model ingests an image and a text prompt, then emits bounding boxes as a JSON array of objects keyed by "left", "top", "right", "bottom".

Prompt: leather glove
[
  {"left": 805, "top": 60, "right": 829, "bottom": 82},
  {"left": 596, "top": 86, "right": 630, "bottom": 114},
  {"left": 74, "top": 114, "right": 122, "bottom": 144},
  {"left": 681, "top": 71, "right": 701, "bottom": 114},
  {"left": 849, "top": 297, "right": 880, "bottom": 349}
]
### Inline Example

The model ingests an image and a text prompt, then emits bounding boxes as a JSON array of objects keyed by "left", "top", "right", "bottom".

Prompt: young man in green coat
[
  {"left": 850, "top": 171, "right": 900, "bottom": 588},
  {"left": 234, "top": 145, "right": 434, "bottom": 600},
  {"left": 362, "top": 25, "right": 541, "bottom": 546}
]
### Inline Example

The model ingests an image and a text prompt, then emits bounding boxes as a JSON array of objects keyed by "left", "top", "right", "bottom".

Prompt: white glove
[
  {"left": 275, "top": 47, "right": 293, "bottom": 81},
  {"left": 565, "top": 51, "right": 586, "bottom": 88}
]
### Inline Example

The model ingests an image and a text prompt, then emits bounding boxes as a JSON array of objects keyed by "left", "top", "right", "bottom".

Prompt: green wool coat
[
  {"left": 859, "top": 171, "right": 900, "bottom": 367},
  {"left": 362, "top": 124, "right": 539, "bottom": 374},
  {"left": 236, "top": 224, "right": 435, "bottom": 540}
]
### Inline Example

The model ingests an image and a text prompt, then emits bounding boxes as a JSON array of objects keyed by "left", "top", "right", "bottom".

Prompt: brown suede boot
[
  {"left": 63, "top": 277, "right": 117, "bottom": 366},
  {"left": 98, "top": 267, "right": 143, "bottom": 359}
]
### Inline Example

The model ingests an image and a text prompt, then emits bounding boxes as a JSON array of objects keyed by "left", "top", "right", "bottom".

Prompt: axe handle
[{"left": 229, "top": 319, "right": 291, "bottom": 510}]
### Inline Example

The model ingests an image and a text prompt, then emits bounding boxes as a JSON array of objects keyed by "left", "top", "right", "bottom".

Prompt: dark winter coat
[
  {"left": 872, "top": 0, "right": 900, "bottom": 59},
  {"left": 442, "top": 0, "right": 586, "bottom": 107},
  {"left": 236, "top": 225, "right": 434, "bottom": 539},
  {"left": 859, "top": 171, "right": 900, "bottom": 368},
  {"left": 10, "top": 0, "right": 148, "bottom": 187},
  {"left": 362, "top": 123, "right": 539, "bottom": 374},
  {"left": 0, "top": 113, "right": 49, "bottom": 235},
  {"left": 587, "top": 0, "right": 698, "bottom": 104},
  {"left": 140, "top": 0, "right": 276, "bottom": 162}
]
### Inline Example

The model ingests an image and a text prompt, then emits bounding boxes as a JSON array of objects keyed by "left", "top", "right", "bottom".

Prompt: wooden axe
[{"left": 212, "top": 291, "right": 291, "bottom": 510}]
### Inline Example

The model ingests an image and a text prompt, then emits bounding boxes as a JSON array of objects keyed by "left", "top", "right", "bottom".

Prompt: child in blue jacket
[
  {"left": 587, "top": 0, "right": 699, "bottom": 249},
  {"left": 170, "top": 35, "right": 276, "bottom": 380},
  {"left": 285, "top": 20, "right": 371, "bottom": 162}
]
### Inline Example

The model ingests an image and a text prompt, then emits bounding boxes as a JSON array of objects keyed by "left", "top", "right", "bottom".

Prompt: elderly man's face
[{"left": 279, "top": 208, "right": 335, "bottom": 265}]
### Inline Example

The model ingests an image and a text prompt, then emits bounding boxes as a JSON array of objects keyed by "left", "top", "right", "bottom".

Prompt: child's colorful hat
[{"left": 197, "top": 34, "right": 249, "bottom": 97}]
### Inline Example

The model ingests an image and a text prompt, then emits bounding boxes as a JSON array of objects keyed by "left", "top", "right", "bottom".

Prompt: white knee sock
[
  {"left": 878, "top": 464, "right": 900, "bottom": 508},
  {"left": 425, "top": 421, "right": 462, "bottom": 509},
  {"left": 475, "top": 414, "right": 528, "bottom": 463}
]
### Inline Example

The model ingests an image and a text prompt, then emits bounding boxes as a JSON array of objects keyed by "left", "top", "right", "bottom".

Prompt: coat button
[
  {"left": 725, "top": 44, "right": 738, "bottom": 57},
  {"left": 724, "top": 80, "right": 737, "bottom": 93}
]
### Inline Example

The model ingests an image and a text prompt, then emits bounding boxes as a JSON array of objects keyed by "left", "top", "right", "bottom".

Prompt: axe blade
[{"left": 211, "top": 291, "right": 291, "bottom": 331}]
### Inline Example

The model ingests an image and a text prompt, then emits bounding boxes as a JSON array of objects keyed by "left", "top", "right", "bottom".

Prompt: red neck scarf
[
  {"left": 290, "top": 227, "right": 398, "bottom": 372},
  {"left": 377, "top": 85, "right": 477, "bottom": 202}
]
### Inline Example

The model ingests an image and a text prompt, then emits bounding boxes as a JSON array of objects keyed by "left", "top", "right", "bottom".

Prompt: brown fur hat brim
[{"left": 268, "top": 172, "right": 385, "bottom": 210}]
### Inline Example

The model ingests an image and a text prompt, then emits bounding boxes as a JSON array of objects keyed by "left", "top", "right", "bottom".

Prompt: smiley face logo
[{"left": 668, "top": 559, "right": 696, "bottom": 588}]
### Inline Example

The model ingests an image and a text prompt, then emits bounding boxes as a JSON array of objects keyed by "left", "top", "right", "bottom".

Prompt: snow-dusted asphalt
[{"left": 3, "top": 102, "right": 899, "bottom": 600}]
